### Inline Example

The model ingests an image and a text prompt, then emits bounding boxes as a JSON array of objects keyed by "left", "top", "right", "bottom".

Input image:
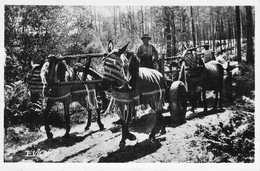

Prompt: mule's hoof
[
  {"left": 63, "top": 134, "right": 70, "bottom": 139},
  {"left": 149, "top": 134, "right": 155, "bottom": 142},
  {"left": 85, "top": 126, "right": 90, "bottom": 131},
  {"left": 189, "top": 108, "right": 195, "bottom": 112},
  {"left": 119, "top": 141, "right": 126, "bottom": 149},
  {"left": 47, "top": 133, "right": 53, "bottom": 140},
  {"left": 127, "top": 133, "right": 136, "bottom": 141},
  {"left": 99, "top": 124, "right": 105, "bottom": 131}
]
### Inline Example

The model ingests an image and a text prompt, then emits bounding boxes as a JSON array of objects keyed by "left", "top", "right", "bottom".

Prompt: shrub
[
  {"left": 4, "top": 81, "right": 42, "bottom": 131},
  {"left": 234, "top": 63, "right": 255, "bottom": 98},
  {"left": 4, "top": 126, "right": 43, "bottom": 150},
  {"left": 4, "top": 55, "right": 23, "bottom": 84},
  {"left": 194, "top": 105, "right": 254, "bottom": 162}
]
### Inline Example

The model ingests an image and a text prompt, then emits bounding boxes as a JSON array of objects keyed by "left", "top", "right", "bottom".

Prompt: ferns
[{"left": 4, "top": 81, "right": 42, "bottom": 130}]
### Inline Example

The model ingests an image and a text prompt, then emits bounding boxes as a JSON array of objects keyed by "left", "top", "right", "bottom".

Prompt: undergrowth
[{"left": 194, "top": 99, "right": 255, "bottom": 163}]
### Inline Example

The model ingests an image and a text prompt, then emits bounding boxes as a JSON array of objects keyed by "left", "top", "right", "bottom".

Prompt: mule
[
  {"left": 40, "top": 55, "right": 104, "bottom": 139},
  {"left": 102, "top": 43, "right": 166, "bottom": 148},
  {"left": 181, "top": 49, "right": 224, "bottom": 113}
]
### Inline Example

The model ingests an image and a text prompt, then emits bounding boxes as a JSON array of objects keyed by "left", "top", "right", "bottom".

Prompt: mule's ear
[
  {"left": 108, "top": 40, "right": 114, "bottom": 53},
  {"left": 181, "top": 44, "right": 187, "bottom": 52},
  {"left": 30, "top": 61, "right": 34, "bottom": 69},
  {"left": 183, "top": 44, "right": 187, "bottom": 50},
  {"left": 118, "top": 42, "right": 130, "bottom": 55}
]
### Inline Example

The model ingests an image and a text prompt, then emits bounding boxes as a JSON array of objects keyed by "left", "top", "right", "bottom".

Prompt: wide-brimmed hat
[
  {"left": 141, "top": 34, "right": 151, "bottom": 40},
  {"left": 202, "top": 43, "right": 210, "bottom": 47}
]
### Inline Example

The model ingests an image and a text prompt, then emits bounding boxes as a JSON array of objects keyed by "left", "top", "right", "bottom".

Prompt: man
[
  {"left": 201, "top": 43, "right": 215, "bottom": 63},
  {"left": 137, "top": 34, "right": 158, "bottom": 69}
]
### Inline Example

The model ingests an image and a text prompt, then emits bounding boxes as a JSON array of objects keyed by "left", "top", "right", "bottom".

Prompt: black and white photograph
[{"left": 1, "top": 0, "right": 259, "bottom": 170}]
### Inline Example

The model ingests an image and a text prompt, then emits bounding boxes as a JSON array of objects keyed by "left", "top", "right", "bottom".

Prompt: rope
[
  {"left": 42, "top": 82, "right": 47, "bottom": 96},
  {"left": 46, "top": 92, "right": 71, "bottom": 101}
]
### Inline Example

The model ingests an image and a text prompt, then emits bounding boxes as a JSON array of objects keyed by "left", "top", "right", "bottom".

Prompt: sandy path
[{"left": 5, "top": 101, "right": 236, "bottom": 163}]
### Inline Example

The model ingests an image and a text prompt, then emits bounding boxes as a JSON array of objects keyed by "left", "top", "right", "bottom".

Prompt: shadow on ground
[
  {"left": 186, "top": 108, "right": 225, "bottom": 121},
  {"left": 98, "top": 138, "right": 164, "bottom": 162}
]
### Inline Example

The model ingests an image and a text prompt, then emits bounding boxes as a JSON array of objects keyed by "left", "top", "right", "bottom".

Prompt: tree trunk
[
  {"left": 228, "top": 21, "right": 232, "bottom": 49},
  {"left": 93, "top": 7, "right": 98, "bottom": 31},
  {"left": 235, "top": 6, "right": 242, "bottom": 63},
  {"left": 171, "top": 8, "right": 177, "bottom": 56},
  {"left": 246, "top": 6, "right": 254, "bottom": 64},
  {"left": 196, "top": 7, "right": 201, "bottom": 46},
  {"left": 119, "top": 6, "right": 122, "bottom": 34},
  {"left": 163, "top": 7, "right": 171, "bottom": 56},
  {"left": 210, "top": 7, "right": 215, "bottom": 51},
  {"left": 221, "top": 17, "right": 225, "bottom": 49},
  {"left": 113, "top": 6, "right": 117, "bottom": 39},
  {"left": 190, "top": 6, "right": 196, "bottom": 47},
  {"left": 141, "top": 6, "right": 144, "bottom": 35}
]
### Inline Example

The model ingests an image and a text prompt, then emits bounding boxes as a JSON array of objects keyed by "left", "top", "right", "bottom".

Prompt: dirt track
[{"left": 5, "top": 95, "right": 237, "bottom": 163}]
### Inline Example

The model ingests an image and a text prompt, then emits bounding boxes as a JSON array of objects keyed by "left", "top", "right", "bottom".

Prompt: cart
[
  {"left": 159, "top": 54, "right": 188, "bottom": 124},
  {"left": 158, "top": 52, "right": 234, "bottom": 124}
]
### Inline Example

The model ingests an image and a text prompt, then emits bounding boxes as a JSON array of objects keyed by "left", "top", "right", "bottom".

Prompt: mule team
[{"left": 28, "top": 34, "right": 224, "bottom": 148}]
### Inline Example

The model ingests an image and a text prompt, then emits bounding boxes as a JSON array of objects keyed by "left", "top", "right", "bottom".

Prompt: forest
[
  {"left": 4, "top": 5, "right": 256, "bottom": 164},
  {"left": 4, "top": 6, "right": 255, "bottom": 82}
]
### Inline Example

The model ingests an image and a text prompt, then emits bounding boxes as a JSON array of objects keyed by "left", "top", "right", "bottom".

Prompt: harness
[
  {"left": 103, "top": 53, "right": 129, "bottom": 89},
  {"left": 111, "top": 88, "right": 165, "bottom": 123},
  {"left": 41, "top": 60, "right": 92, "bottom": 101}
]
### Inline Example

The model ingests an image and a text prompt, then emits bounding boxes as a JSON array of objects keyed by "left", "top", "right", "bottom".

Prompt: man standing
[
  {"left": 201, "top": 43, "right": 215, "bottom": 63},
  {"left": 137, "top": 34, "right": 158, "bottom": 69}
]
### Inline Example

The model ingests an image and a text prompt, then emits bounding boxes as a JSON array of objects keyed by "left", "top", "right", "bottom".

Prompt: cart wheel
[
  {"left": 168, "top": 81, "right": 187, "bottom": 124},
  {"left": 225, "top": 75, "right": 233, "bottom": 101}
]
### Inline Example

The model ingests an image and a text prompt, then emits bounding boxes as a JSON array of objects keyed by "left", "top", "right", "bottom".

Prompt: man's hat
[
  {"left": 141, "top": 34, "right": 151, "bottom": 40},
  {"left": 202, "top": 43, "right": 210, "bottom": 47}
]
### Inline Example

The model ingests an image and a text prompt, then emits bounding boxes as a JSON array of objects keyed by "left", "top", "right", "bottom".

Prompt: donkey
[
  {"left": 40, "top": 55, "right": 104, "bottom": 139},
  {"left": 180, "top": 48, "right": 224, "bottom": 113},
  {"left": 102, "top": 42, "right": 166, "bottom": 148}
]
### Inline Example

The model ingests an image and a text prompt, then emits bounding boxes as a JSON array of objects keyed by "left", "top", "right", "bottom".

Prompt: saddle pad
[{"left": 205, "top": 61, "right": 220, "bottom": 78}]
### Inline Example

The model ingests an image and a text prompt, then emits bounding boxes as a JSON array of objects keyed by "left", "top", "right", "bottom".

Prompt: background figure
[
  {"left": 201, "top": 43, "right": 215, "bottom": 63},
  {"left": 137, "top": 34, "right": 158, "bottom": 69}
]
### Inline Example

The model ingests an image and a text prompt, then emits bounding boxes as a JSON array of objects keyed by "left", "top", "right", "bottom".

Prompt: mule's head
[
  {"left": 181, "top": 47, "right": 199, "bottom": 69},
  {"left": 181, "top": 47, "right": 206, "bottom": 80},
  {"left": 102, "top": 42, "right": 132, "bottom": 89},
  {"left": 26, "top": 61, "right": 40, "bottom": 83},
  {"left": 27, "top": 62, "right": 43, "bottom": 102}
]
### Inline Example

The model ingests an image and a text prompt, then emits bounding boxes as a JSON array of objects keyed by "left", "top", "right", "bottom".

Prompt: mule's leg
[
  {"left": 219, "top": 77, "right": 223, "bottom": 110},
  {"left": 119, "top": 122, "right": 128, "bottom": 148},
  {"left": 202, "top": 89, "right": 207, "bottom": 113},
  {"left": 219, "top": 88, "right": 223, "bottom": 110},
  {"left": 125, "top": 106, "right": 136, "bottom": 141},
  {"left": 213, "top": 89, "right": 219, "bottom": 110},
  {"left": 197, "top": 89, "right": 202, "bottom": 105},
  {"left": 43, "top": 99, "right": 53, "bottom": 139},
  {"left": 76, "top": 96, "right": 93, "bottom": 131},
  {"left": 63, "top": 101, "right": 71, "bottom": 138},
  {"left": 158, "top": 111, "right": 166, "bottom": 135},
  {"left": 100, "top": 88, "right": 108, "bottom": 112},
  {"left": 149, "top": 111, "right": 162, "bottom": 141},
  {"left": 85, "top": 109, "right": 92, "bottom": 130},
  {"left": 120, "top": 123, "right": 136, "bottom": 148},
  {"left": 119, "top": 108, "right": 136, "bottom": 148},
  {"left": 191, "top": 84, "right": 197, "bottom": 112},
  {"left": 96, "top": 108, "right": 104, "bottom": 130}
]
